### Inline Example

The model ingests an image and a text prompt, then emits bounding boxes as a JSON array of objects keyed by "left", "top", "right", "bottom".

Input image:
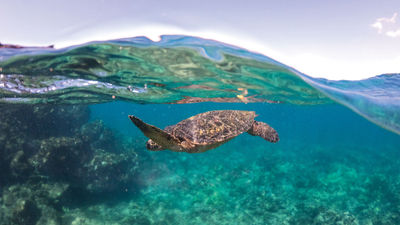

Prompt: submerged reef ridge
[{"left": 0, "top": 104, "right": 139, "bottom": 225}]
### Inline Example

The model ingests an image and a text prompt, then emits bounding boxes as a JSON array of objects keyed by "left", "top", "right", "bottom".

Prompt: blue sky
[{"left": 1, "top": 0, "right": 400, "bottom": 80}]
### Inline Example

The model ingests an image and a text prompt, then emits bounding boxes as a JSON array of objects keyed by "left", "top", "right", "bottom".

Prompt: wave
[{"left": 0, "top": 35, "right": 399, "bottom": 134}]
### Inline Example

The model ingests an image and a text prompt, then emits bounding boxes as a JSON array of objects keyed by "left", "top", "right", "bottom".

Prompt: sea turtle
[{"left": 128, "top": 110, "right": 279, "bottom": 153}]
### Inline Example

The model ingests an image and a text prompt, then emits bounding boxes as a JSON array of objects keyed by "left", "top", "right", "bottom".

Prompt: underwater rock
[
  {"left": 77, "top": 121, "right": 139, "bottom": 193},
  {"left": 29, "top": 136, "right": 91, "bottom": 181},
  {"left": 80, "top": 120, "right": 117, "bottom": 152},
  {"left": 60, "top": 201, "right": 152, "bottom": 225},
  {"left": 82, "top": 149, "right": 139, "bottom": 193},
  {"left": 314, "top": 209, "right": 358, "bottom": 225},
  {"left": 0, "top": 104, "right": 90, "bottom": 184},
  {"left": 0, "top": 103, "right": 139, "bottom": 193},
  {"left": 290, "top": 204, "right": 359, "bottom": 225},
  {"left": 9, "top": 150, "right": 33, "bottom": 180},
  {"left": 28, "top": 125, "right": 139, "bottom": 193},
  {"left": 0, "top": 182, "right": 68, "bottom": 225},
  {"left": 0, "top": 102, "right": 143, "bottom": 224}
]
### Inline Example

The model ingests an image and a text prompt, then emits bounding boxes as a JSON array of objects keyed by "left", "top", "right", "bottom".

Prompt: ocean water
[{"left": 1, "top": 35, "right": 400, "bottom": 225}]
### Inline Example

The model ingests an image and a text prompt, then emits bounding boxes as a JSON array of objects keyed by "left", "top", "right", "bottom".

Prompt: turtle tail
[{"left": 247, "top": 121, "right": 279, "bottom": 143}]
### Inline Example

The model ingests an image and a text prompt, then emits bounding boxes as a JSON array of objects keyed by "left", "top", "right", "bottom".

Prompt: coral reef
[
  {"left": 56, "top": 139, "right": 400, "bottom": 225},
  {"left": 0, "top": 182, "right": 68, "bottom": 225},
  {"left": 0, "top": 105, "right": 89, "bottom": 184},
  {"left": 83, "top": 149, "right": 138, "bottom": 193},
  {"left": 0, "top": 104, "right": 139, "bottom": 225}
]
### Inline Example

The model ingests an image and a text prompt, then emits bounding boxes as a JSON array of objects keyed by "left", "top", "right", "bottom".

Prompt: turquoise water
[
  {"left": 89, "top": 101, "right": 400, "bottom": 224},
  {"left": 0, "top": 35, "right": 400, "bottom": 224}
]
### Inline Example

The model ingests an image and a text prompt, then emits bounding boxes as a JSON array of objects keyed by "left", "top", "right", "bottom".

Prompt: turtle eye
[
  {"left": 146, "top": 140, "right": 164, "bottom": 151},
  {"left": 146, "top": 140, "right": 155, "bottom": 150}
]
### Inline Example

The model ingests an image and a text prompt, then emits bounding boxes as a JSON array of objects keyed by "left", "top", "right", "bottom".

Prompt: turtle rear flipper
[
  {"left": 247, "top": 121, "right": 279, "bottom": 143},
  {"left": 128, "top": 115, "right": 181, "bottom": 150}
]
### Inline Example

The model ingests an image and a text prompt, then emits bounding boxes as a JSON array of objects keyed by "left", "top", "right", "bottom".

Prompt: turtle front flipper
[
  {"left": 247, "top": 121, "right": 279, "bottom": 143},
  {"left": 128, "top": 115, "right": 181, "bottom": 151}
]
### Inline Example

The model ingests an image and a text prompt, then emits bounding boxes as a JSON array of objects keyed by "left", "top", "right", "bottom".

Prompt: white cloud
[
  {"left": 371, "top": 12, "right": 400, "bottom": 37},
  {"left": 386, "top": 29, "right": 400, "bottom": 37},
  {"left": 371, "top": 21, "right": 384, "bottom": 33}
]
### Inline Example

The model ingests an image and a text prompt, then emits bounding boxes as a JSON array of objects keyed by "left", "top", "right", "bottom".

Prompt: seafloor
[{"left": 0, "top": 102, "right": 400, "bottom": 225}]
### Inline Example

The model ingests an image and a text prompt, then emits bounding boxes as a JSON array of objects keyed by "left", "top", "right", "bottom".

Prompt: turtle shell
[{"left": 165, "top": 110, "right": 256, "bottom": 146}]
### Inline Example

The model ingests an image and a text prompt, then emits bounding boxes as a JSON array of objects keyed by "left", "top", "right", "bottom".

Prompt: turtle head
[
  {"left": 247, "top": 121, "right": 279, "bottom": 143},
  {"left": 146, "top": 139, "right": 165, "bottom": 151}
]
